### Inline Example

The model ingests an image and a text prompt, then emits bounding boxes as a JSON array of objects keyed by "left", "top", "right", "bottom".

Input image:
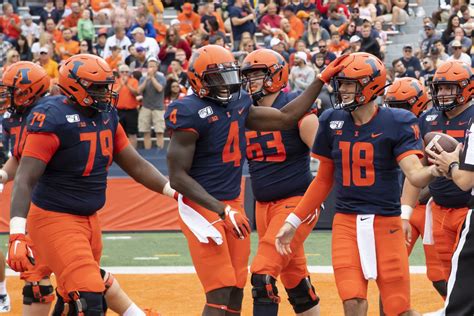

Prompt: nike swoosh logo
[
  {"left": 389, "top": 229, "right": 400, "bottom": 234},
  {"left": 459, "top": 121, "right": 468, "bottom": 125},
  {"left": 360, "top": 217, "right": 370, "bottom": 221},
  {"left": 371, "top": 133, "right": 383, "bottom": 138},
  {"left": 103, "top": 119, "right": 110, "bottom": 125}
]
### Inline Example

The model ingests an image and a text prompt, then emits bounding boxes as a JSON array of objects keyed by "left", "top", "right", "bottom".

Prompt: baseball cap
[
  {"left": 183, "top": 3, "right": 193, "bottom": 12},
  {"left": 295, "top": 51, "right": 307, "bottom": 64},
  {"left": 296, "top": 10, "right": 310, "bottom": 19},
  {"left": 118, "top": 64, "right": 130, "bottom": 72},
  {"left": 39, "top": 46, "right": 49, "bottom": 54},
  {"left": 270, "top": 37, "right": 281, "bottom": 47},
  {"left": 451, "top": 40, "right": 462, "bottom": 47},
  {"left": 131, "top": 27, "right": 145, "bottom": 35},
  {"left": 424, "top": 22, "right": 435, "bottom": 29},
  {"left": 23, "top": 13, "right": 32, "bottom": 20},
  {"left": 403, "top": 44, "right": 413, "bottom": 50},
  {"left": 349, "top": 35, "right": 361, "bottom": 43},
  {"left": 170, "top": 19, "right": 180, "bottom": 27},
  {"left": 148, "top": 57, "right": 159, "bottom": 65},
  {"left": 283, "top": 5, "right": 295, "bottom": 13}
]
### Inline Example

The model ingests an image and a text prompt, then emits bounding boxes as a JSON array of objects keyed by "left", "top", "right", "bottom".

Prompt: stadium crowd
[{"left": 0, "top": 0, "right": 471, "bottom": 154}]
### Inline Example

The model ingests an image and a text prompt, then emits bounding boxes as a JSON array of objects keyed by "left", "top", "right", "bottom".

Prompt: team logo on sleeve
[
  {"left": 330, "top": 121, "right": 344, "bottom": 129},
  {"left": 198, "top": 106, "right": 214, "bottom": 119},
  {"left": 425, "top": 115, "right": 438, "bottom": 122},
  {"left": 66, "top": 114, "right": 80, "bottom": 123}
]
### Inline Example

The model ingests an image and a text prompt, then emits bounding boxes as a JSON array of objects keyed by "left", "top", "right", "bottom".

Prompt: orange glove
[
  {"left": 221, "top": 205, "right": 251, "bottom": 239},
  {"left": 7, "top": 234, "right": 35, "bottom": 272},
  {"left": 318, "top": 54, "right": 350, "bottom": 84}
]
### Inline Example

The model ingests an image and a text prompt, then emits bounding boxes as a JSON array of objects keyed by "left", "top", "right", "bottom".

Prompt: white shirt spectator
[
  {"left": 104, "top": 34, "right": 132, "bottom": 60},
  {"left": 289, "top": 52, "right": 315, "bottom": 91},
  {"left": 448, "top": 52, "right": 472, "bottom": 65},
  {"left": 21, "top": 20, "right": 40, "bottom": 40},
  {"left": 135, "top": 37, "right": 159, "bottom": 59}
]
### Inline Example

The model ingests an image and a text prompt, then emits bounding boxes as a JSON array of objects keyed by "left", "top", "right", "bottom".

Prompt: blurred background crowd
[{"left": 0, "top": 0, "right": 472, "bottom": 151}]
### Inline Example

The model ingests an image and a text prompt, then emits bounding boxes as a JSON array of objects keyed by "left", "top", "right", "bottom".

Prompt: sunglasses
[
  {"left": 312, "top": 22, "right": 319, "bottom": 25},
  {"left": 11, "top": 55, "right": 19, "bottom": 57},
  {"left": 319, "top": 46, "right": 326, "bottom": 48},
  {"left": 171, "top": 85, "right": 180, "bottom": 88},
  {"left": 423, "top": 61, "right": 429, "bottom": 64},
  {"left": 40, "top": 52, "right": 47, "bottom": 55},
  {"left": 453, "top": 46, "right": 462, "bottom": 50}
]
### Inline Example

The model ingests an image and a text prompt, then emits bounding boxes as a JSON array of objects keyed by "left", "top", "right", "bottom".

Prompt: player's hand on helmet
[
  {"left": 7, "top": 234, "right": 35, "bottom": 272},
  {"left": 318, "top": 54, "right": 349, "bottom": 84},
  {"left": 275, "top": 222, "right": 297, "bottom": 256},
  {"left": 221, "top": 205, "right": 251, "bottom": 239},
  {"left": 401, "top": 219, "right": 412, "bottom": 247}
]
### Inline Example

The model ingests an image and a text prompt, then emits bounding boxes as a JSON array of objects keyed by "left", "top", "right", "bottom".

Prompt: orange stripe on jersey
[
  {"left": 396, "top": 149, "right": 423, "bottom": 163},
  {"left": 22, "top": 133, "right": 60, "bottom": 164},
  {"left": 446, "top": 130, "right": 465, "bottom": 139},
  {"left": 113, "top": 123, "right": 129, "bottom": 155},
  {"left": 176, "top": 128, "right": 199, "bottom": 136}
]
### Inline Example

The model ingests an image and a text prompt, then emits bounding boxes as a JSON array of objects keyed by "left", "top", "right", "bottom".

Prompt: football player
[
  {"left": 7, "top": 54, "right": 176, "bottom": 316},
  {"left": 275, "top": 52, "right": 439, "bottom": 316},
  {"left": 165, "top": 45, "right": 345, "bottom": 315},
  {"left": 241, "top": 49, "right": 320, "bottom": 316},
  {"left": 385, "top": 77, "right": 447, "bottom": 301},
  {"left": 401, "top": 60, "right": 474, "bottom": 285}
]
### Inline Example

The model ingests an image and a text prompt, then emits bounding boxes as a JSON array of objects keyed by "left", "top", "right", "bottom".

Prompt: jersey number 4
[
  {"left": 222, "top": 121, "right": 242, "bottom": 167},
  {"left": 80, "top": 130, "right": 113, "bottom": 176},
  {"left": 339, "top": 141, "right": 375, "bottom": 187}
]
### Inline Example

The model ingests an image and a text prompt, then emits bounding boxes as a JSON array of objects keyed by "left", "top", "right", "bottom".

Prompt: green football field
[{"left": 0, "top": 231, "right": 427, "bottom": 267}]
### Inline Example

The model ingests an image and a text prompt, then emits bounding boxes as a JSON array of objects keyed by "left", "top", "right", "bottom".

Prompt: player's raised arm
[{"left": 245, "top": 54, "right": 348, "bottom": 131}]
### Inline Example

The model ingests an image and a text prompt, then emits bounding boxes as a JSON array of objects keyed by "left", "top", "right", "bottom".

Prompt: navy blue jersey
[
  {"left": 2, "top": 107, "right": 33, "bottom": 160},
  {"left": 419, "top": 106, "right": 473, "bottom": 208},
  {"left": 246, "top": 92, "right": 312, "bottom": 202},
  {"left": 26, "top": 95, "right": 123, "bottom": 216},
  {"left": 165, "top": 91, "right": 253, "bottom": 200},
  {"left": 312, "top": 106, "right": 423, "bottom": 216}
]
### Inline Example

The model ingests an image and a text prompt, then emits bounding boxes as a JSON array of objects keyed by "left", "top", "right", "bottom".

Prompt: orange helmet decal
[
  {"left": 385, "top": 77, "right": 428, "bottom": 117},
  {"left": 430, "top": 60, "right": 474, "bottom": 111},
  {"left": 241, "top": 49, "right": 288, "bottom": 100},
  {"left": 331, "top": 52, "right": 386, "bottom": 111},
  {"left": 0, "top": 61, "right": 50, "bottom": 113},
  {"left": 58, "top": 54, "right": 117, "bottom": 112},
  {"left": 187, "top": 45, "right": 241, "bottom": 104}
]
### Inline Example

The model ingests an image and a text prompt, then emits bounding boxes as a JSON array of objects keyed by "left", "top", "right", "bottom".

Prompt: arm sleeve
[
  {"left": 393, "top": 111, "right": 424, "bottom": 162},
  {"left": 22, "top": 133, "right": 60, "bottom": 164},
  {"left": 114, "top": 123, "right": 129, "bottom": 155},
  {"left": 460, "top": 120, "right": 474, "bottom": 171},
  {"left": 293, "top": 155, "right": 334, "bottom": 220}
]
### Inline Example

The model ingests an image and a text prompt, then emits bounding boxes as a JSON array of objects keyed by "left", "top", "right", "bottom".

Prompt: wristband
[
  {"left": 285, "top": 213, "right": 302, "bottom": 229},
  {"left": 0, "top": 170, "right": 8, "bottom": 184},
  {"left": 401, "top": 205, "right": 413, "bottom": 220},
  {"left": 10, "top": 216, "right": 26, "bottom": 235},
  {"left": 162, "top": 182, "right": 177, "bottom": 198},
  {"left": 448, "top": 162, "right": 459, "bottom": 177}
]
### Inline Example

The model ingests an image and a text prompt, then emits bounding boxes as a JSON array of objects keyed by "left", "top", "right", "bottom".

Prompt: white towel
[
  {"left": 423, "top": 197, "right": 434, "bottom": 245},
  {"left": 177, "top": 195, "right": 223, "bottom": 245},
  {"left": 356, "top": 214, "right": 377, "bottom": 280}
]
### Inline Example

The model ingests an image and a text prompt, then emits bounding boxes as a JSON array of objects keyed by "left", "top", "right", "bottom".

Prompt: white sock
[
  {"left": 123, "top": 303, "right": 145, "bottom": 316},
  {"left": 0, "top": 281, "right": 6, "bottom": 295}
]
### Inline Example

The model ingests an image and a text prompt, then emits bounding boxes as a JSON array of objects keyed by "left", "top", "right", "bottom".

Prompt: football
[{"left": 424, "top": 132, "right": 460, "bottom": 156}]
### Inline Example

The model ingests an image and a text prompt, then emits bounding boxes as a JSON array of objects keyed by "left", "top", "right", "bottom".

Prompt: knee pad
[
  {"left": 68, "top": 292, "right": 105, "bottom": 316},
  {"left": 251, "top": 274, "right": 280, "bottom": 305},
  {"left": 285, "top": 277, "right": 320, "bottom": 314},
  {"left": 22, "top": 282, "right": 54, "bottom": 305},
  {"left": 99, "top": 269, "right": 115, "bottom": 294}
]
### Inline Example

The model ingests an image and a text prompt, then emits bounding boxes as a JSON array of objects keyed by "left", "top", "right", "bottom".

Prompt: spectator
[
  {"left": 270, "top": 37, "right": 290, "bottom": 62},
  {"left": 373, "top": 20, "right": 388, "bottom": 46},
  {"left": 279, "top": 18, "right": 298, "bottom": 48},
  {"left": 289, "top": 51, "right": 315, "bottom": 91},
  {"left": 174, "top": 48, "right": 189, "bottom": 71},
  {"left": 348, "top": 35, "right": 362, "bottom": 53},
  {"left": 315, "top": 0, "right": 350, "bottom": 19},
  {"left": 125, "top": 45, "right": 137, "bottom": 66},
  {"left": 158, "top": 27, "right": 192, "bottom": 73},
  {"left": 63, "top": 1, "right": 82, "bottom": 35},
  {"left": 418, "top": 16, "right": 435, "bottom": 43},
  {"left": 2, "top": 49, "right": 20, "bottom": 75},
  {"left": 282, "top": 6, "right": 305, "bottom": 39},
  {"left": 136, "top": 1, "right": 154, "bottom": 25},
  {"left": 199, "top": 2, "right": 225, "bottom": 35},
  {"left": 31, "top": 32, "right": 53, "bottom": 61},
  {"left": 380, "top": 0, "right": 409, "bottom": 30},
  {"left": 55, "top": 28, "right": 80, "bottom": 61},
  {"left": 128, "top": 14, "right": 157, "bottom": 39},
  {"left": 448, "top": 40, "right": 472, "bottom": 65},
  {"left": 106, "top": 46, "right": 122, "bottom": 71},
  {"left": 137, "top": 57, "right": 166, "bottom": 149},
  {"left": 167, "top": 59, "right": 188, "bottom": 88},
  {"left": 441, "top": 15, "right": 462, "bottom": 47},
  {"left": 433, "top": 39, "right": 449, "bottom": 61},
  {"left": 229, "top": 0, "right": 256, "bottom": 51},
  {"left": 339, "top": 20, "right": 357, "bottom": 42},
  {"left": 0, "top": 3, "right": 21, "bottom": 44},
  {"left": 77, "top": 9, "right": 95, "bottom": 51},
  {"left": 55, "top": 0, "right": 68, "bottom": 20},
  {"left": 45, "top": 18, "right": 63, "bottom": 44},
  {"left": 459, "top": 4, "right": 471, "bottom": 24},
  {"left": 111, "top": 0, "right": 136, "bottom": 28},
  {"left": 131, "top": 27, "right": 160, "bottom": 59},
  {"left": 289, "top": 40, "right": 311, "bottom": 69},
  {"left": 40, "top": 0, "right": 62, "bottom": 25},
  {"left": 328, "top": 4, "right": 348, "bottom": 31},
  {"left": 419, "top": 56, "right": 436, "bottom": 86},
  {"left": 130, "top": 45, "right": 149, "bottom": 75},
  {"left": 114, "top": 64, "right": 140, "bottom": 148},
  {"left": 79, "top": 40, "right": 91, "bottom": 54},
  {"left": 357, "top": 0, "right": 377, "bottom": 22},
  {"left": 38, "top": 46, "right": 59, "bottom": 80},
  {"left": 90, "top": 0, "right": 113, "bottom": 18},
  {"left": 313, "top": 38, "right": 337, "bottom": 65},
  {"left": 359, "top": 23, "right": 382, "bottom": 59},
  {"left": 448, "top": 27, "right": 472, "bottom": 54},
  {"left": 177, "top": 2, "right": 201, "bottom": 37},
  {"left": 14, "top": 35, "right": 32, "bottom": 61},
  {"left": 104, "top": 26, "right": 132, "bottom": 60},
  {"left": 327, "top": 31, "right": 349, "bottom": 56},
  {"left": 302, "top": 18, "right": 330, "bottom": 51},
  {"left": 20, "top": 14, "right": 40, "bottom": 47},
  {"left": 259, "top": 3, "right": 281, "bottom": 44},
  {"left": 297, "top": 0, "right": 316, "bottom": 12},
  {"left": 164, "top": 78, "right": 185, "bottom": 109},
  {"left": 420, "top": 22, "right": 440, "bottom": 57},
  {"left": 93, "top": 29, "right": 108, "bottom": 58},
  {"left": 154, "top": 13, "right": 168, "bottom": 44},
  {"left": 145, "top": 0, "right": 164, "bottom": 18},
  {"left": 392, "top": 58, "right": 416, "bottom": 79},
  {"left": 400, "top": 45, "right": 421, "bottom": 78}
]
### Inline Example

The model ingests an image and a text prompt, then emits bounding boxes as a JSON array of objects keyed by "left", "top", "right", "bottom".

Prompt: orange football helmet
[
  {"left": 0, "top": 61, "right": 50, "bottom": 113},
  {"left": 58, "top": 54, "right": 117, "bottom": 112},
  {"left": 241, "top": 49, "right": 288, "bottom": 101},
  {"left": 430, "top": 60, "right": 474, "bottom": 112},
  {"left": 187, "top": 45, "right": 241, "bottom": 104},
  {"left": 331, "top": 52, "right": 386, "bottom": 111},
  {"left": 385, "top": 77, "right": 429, "bottom": 117}
]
